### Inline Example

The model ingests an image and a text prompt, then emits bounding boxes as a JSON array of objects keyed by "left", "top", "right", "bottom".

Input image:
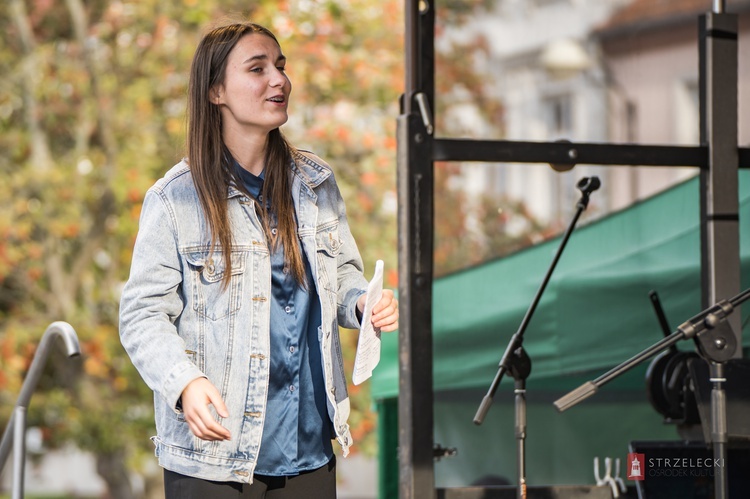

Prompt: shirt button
[
  {"left": 285, "top": 306, "right": 292, "bottom": 313},
  {"left": 289, "top": 346, "right": 296, "bottom": 353},
  {"left": 289, "top": 385, "right": 295, "bottom": 392}
]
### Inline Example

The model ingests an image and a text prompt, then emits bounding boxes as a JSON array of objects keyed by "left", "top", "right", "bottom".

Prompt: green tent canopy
[{"left": 371, "top": 171, "right": 750, "bottom": 495}]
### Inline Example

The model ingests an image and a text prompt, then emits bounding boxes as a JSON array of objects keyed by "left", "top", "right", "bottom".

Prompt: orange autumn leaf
[{"left": 360, "top": 171, "right": 377, "bottom": 186}]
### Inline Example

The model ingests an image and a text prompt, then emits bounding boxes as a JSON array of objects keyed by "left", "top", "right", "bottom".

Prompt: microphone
[
  {"left": 575, "top": 176, "right": 600, "bottom": 209},
  {"left": 577, "top": 176, "right": 601, "bottom": 195}
]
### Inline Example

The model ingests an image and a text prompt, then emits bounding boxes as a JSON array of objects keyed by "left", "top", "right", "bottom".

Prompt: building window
[
  {"left": 543, "top": 93, "right": 573, "bottom": 138},
  {"left": 675, "top": 78, "right": 699, "bottom": 145}
]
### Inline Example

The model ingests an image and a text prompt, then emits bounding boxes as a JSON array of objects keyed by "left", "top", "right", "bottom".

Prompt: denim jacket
[{"left": 119, "top": 150, "right": 368, "bottom": 483}]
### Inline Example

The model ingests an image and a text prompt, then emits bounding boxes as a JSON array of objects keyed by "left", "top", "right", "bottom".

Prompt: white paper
[{"left": 352, "top": 260, "right": 384, "bottom": 385}]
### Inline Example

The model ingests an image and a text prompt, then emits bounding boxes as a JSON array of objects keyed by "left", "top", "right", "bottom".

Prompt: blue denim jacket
[{"left": 119, "top": 150, "right": 368, "bottom": 483}]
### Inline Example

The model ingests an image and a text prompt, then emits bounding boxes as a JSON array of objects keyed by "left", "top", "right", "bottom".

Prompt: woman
[{"left": 119, "top": 21, "right": 398, "bottom": 498}]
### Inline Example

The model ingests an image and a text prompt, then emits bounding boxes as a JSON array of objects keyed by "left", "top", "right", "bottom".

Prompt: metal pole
[
  {"left": 710, "top": 362, "right": 728, "bottom": 499},
  {"left": 515, "top": 381, "right": 527, "bottom": 499},
  {"left": 397, "top": 112, "right": 436, "bottom": 499},
  {"left": 11, "top": 406, "right": 26, "bottom": 499},
  {"left": 713, "top": 0, "right": 725, "bottom": 14},
  {"left": 699, "top": 11, "right": 741, "bottom": 349},
  {"left": 404, "top": 0, "right": 419, "bottom": 113},
  {"left": 698, "top": 15, "right": 738, "bottom": 495},
  {"left": 0, "top": 322, "right": 80, "bottom": 469},
  {"left": 399, "top": 1, "right": 436, "bottom": 498}
]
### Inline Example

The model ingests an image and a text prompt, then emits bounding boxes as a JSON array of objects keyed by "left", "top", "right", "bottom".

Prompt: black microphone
[
  {"left": 575, "top": 176, "right": 601, "bottom": 209},
  {"left": 577, "top": 176, "right": 601, "bottom": 195}
]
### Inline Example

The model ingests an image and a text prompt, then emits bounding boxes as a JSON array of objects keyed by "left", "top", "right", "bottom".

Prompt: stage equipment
[
  {"left": 554, "top": 287, "right": 750, "bottom": 499},
  {"left": 473, "top": 176, "right": 600, "bottom": 499},
  {"left": 644, "top": 291, "right": 701, "bottom": 428},
  {"left": 396, "top": 1, "right": 746, "bottom": 497}
]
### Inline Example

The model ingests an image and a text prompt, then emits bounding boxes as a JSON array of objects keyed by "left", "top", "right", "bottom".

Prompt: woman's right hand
[{"left": 181, "top": 377, "right": 231, "bottom": 441}]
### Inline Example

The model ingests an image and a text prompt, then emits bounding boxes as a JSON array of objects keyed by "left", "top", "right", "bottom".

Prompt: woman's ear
[{"left": 209, "top": 85, "right": 223, "bottom": 105}]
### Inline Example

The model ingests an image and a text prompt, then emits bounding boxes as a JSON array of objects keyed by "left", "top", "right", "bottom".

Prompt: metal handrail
[{"left": 0, "top": 321, "right": 80, "bottom": 499}]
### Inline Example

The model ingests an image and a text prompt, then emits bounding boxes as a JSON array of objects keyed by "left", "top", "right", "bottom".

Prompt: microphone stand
[
  {"left": 554, "top": 286, "right": 750, "bottom": 499},
  {"left": 474, "top": 176, "right": 601, "bottom": 499}
]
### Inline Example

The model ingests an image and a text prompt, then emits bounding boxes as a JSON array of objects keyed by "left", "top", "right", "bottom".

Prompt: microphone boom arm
[
  {"left": 554, "top": 287, "right": 750, "bottom": 412},
  {"left": 474, "top": 176, "right": 601, "bottom": 424}
]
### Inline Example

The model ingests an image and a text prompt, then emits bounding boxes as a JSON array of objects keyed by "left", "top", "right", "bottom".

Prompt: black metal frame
[{"left": 397, "top": 1, "right": 749, "bottom": 498}]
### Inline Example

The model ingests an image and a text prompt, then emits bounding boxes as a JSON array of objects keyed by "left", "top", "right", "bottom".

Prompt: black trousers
[{"left": 164, "top": 456, "right": 337, "bottom": 499}]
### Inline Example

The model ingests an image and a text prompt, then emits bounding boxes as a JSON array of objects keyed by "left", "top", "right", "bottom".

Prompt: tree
[
  {"left": 0, "top": 0, "right": 216, "bottom": 495},
  {"left": 0, "top": 0, "right": 402, "bottom": 495}
]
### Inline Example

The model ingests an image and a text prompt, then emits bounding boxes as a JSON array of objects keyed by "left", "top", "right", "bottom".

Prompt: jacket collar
[
  {"left": 290, "top": 149, "right": 332, "bottom": 188},
  {"left": 226, "top": 149, "right": 331, "bottom": 199}
]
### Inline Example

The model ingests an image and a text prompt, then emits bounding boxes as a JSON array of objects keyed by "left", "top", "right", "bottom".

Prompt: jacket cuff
[
  {"left": 162, "top": 361, "right": 206, "bottom": 413},
  {"left": 347, "top": 289, "right": 367, "bottom": 329}
]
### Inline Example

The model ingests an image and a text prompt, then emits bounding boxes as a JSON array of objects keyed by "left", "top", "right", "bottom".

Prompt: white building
[{"left": 451, "top": 0, "right": 750, "bottom": 226}]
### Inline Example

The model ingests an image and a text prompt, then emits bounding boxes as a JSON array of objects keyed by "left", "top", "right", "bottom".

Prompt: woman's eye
[{"left": 277, "top": 66, "right": 286, "bottom": 72}]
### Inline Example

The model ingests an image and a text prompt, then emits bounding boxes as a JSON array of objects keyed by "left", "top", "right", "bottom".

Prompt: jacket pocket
[
  {"left": 184, "top": 249, "right": 246, "bottom": 321},
  {"left": 315, "top": 221, "right": 342, "bottom": 258}
]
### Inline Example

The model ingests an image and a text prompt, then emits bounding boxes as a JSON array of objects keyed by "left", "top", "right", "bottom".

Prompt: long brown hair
[{"left": 187, "top": 22, "right": 306, "bottom": 287}]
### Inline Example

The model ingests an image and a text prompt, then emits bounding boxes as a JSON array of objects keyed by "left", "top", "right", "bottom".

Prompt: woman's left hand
[{"left": 358, "top": 289, "right": 399, "bottom": 332}]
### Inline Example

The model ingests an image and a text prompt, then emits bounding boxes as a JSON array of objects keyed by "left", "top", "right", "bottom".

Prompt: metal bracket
[{"left": 415, "top": 92, "right": 434, "bottom": 135}]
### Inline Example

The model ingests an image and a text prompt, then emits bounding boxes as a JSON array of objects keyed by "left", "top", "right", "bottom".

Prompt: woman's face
[{"left": 213, "top": 33, "right": 291, "bottom": 139}]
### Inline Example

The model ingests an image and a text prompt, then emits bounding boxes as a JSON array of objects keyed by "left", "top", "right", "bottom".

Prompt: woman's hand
[
  {"left": 358, "top": 289, "right": 399, "bottom": 332},
  {"left": 181, "top": 377, "right": 231, "bottom": 441}
]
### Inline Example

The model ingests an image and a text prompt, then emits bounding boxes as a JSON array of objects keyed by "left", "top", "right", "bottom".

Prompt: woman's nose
[{"left": 270, "top": 69, "right": 288, "bottom": 88}]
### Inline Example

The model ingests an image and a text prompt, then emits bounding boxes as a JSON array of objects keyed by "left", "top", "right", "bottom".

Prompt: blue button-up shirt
[{"left": 235, "top": 164, "right": 333, "bottom": 476}]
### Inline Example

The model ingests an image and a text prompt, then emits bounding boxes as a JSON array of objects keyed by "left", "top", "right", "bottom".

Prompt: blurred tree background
[{"left": 0, "top": 0, "right": 546, "bottom": 497}]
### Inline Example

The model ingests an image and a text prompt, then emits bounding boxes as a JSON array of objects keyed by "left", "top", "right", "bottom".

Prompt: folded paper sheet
[{"left": 352, "top": 260, "right": 384, "bottom": 385}]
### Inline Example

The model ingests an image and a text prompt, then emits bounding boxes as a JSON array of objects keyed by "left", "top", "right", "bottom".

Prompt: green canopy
[
  {"left": 371, "top": 171, "right": 750, "bottom": 494},
  {"left": 373, "top": 171, "right": 750, "bottom": 399}
]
